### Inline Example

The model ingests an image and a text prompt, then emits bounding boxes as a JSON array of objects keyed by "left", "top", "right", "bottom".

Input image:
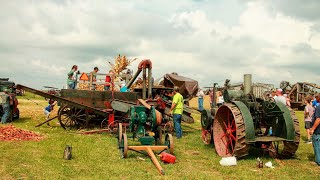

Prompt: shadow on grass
[
  {"left": 11, "top": 117, "right": 31, "bottom": 124},
  {"left": 307, "top": 153, "right": 315, "bottom": 161}
]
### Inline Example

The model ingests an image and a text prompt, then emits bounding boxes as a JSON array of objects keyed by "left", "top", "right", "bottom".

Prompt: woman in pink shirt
[{"left": 305, "top": 96, "right": 315, "bottom": 143}]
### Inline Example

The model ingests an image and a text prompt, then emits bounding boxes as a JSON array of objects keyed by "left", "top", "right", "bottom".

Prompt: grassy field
[{"left": 0, "top": 93, "right": 319, "bottom": 179}]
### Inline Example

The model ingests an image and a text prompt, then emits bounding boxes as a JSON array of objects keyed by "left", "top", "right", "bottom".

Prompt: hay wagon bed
[
  {"left": 58, "top": 89, "right": 139, "bottom": 129},
  {"left": 17, "top": 84, "right": 139, "bottom": 129}
]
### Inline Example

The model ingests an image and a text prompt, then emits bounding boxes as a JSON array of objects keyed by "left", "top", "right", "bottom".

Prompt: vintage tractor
[
  {"left": 201, "top": 74, "right": 300, "bottom": 158},
  {"left": 118, "top": 105, "right": 174, "bottom": 175}
]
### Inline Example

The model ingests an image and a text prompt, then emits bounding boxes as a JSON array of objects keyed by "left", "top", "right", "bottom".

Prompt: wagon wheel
[
  {"left": 202, "top": 127, "right": 213, "bottom": 145},
  {"left": 100, "top": 118, "right": 119, "bottom": 131},
  {"left": 100, "top": 118, "right": 108, "bottom": 129},
  {"left": 105, "top": 120, "right": 120, "bottom": 134},
  {"left": 118, "top": 123, "right": 123, "bottom": 147},
  {"left": 271, "top": 108, "right": 300, "bottom": 158},
  {"left": 58, "top": 105, "right": 89, "bottom": 129},
  {"left": 165, "top": 133, "right": 174, "bottom": 154},
  {"left": 213, "top": 103, "right": 249, "bottom": 157},
  {"left": 119, "top": 133, "right": 128, "bottom": 158},
  {"left": 155, "top": 126, "right": 163, "bottom": 145}
]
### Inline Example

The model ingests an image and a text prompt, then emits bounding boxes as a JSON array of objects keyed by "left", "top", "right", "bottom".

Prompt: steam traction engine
[{"left": 201, "top": 74, "right": 300, "bottom": 158}]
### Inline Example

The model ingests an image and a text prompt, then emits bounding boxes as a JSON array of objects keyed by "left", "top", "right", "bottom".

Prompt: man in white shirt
[
  {"left": 196, "top": 88, "right": 205, "bottom": 111},
  {"left": 274, "top": 89, "right": 286, "bottom": 105}
]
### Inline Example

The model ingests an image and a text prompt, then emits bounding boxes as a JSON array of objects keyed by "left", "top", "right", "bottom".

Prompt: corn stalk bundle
[
  {"left": 78, "top": 83, "right": 90, "bottom": 90},
  {"left": 109, "top": 54, "right": 137, "bottom": 76},
  {"left": 130, "top": 79, "right": 149, "bottom": 90},
  {"left": 95, "top": 84, "right": 104, "bottom": 91}
]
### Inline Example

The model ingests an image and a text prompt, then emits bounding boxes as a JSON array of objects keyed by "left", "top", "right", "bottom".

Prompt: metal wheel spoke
[
  {"left": 222, "top": 121, "right": 228, "bottom": 130},
  {"left": 230, "top": 133, "right": 236, "bottom": 141},
  {"left": 75, "top": 109, "right": 83, "bottom": 116},
  {"left": 77, "top": 117, "right": 87, "bottom": 122},
  {"left": 61, "top": 115, "right": 70, "bottom": 121},
  {"left": 220, "top": 134, "right": 227, "bottom": 139},
  {"left": 69, "top": 108, "right": 74, "bottom": 115},
  {"left": 65, "top": 118, "right": 72, "bottom": 126},
  {"left": 66, "top": 109, "right": 73, "bottom": 116},
  {"left": 221, "top": 137, "right": 228, "bottom": 155},
  {"left": 228, "top": 137, "right": 234, "bottom": 153},
  {"left": 77, "top": 114, "right": 87, "bottom": 119},
  {"left": 60, "top": 110, "right": 70, "bottom": 116}
]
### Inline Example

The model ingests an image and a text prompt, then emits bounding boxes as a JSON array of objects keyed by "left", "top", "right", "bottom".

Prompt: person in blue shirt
[
  {"left": 312, "top": 95, "right": 320, "bottom": 107},
  {"left": 120, "top": 83, "right": 128, "bottom": 92},
  {"left": 44, "top": 99, "right": 57, "bottom": 126},
  {"left": 310, "top": 94, "right": 320, "bottom": 166}
]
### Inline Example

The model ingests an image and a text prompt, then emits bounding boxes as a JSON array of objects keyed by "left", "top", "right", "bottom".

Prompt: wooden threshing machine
[
  {"left": 17, "top": 59, "right": 178, "bottom": 175},
  {"left": 16, "top": 59, "right": 195, "bottom": 130},
  {"left": 201, "top": 74, "right": 300, "bottom": 158},
  {"left": 281, "top": 81, "right": 320, "bottom": 110}
]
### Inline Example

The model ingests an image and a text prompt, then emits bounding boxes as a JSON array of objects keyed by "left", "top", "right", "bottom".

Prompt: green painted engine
[{"left": 129, "top": 106, "right": 161, "bottom": 145}]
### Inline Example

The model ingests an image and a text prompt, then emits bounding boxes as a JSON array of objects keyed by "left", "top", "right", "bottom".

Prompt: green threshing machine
[
  {"left": 201, "top": 74, "right": 300, "bottom": 158},
  {"left": 117, "top": 103, "right": 174, "bottom": 176}
]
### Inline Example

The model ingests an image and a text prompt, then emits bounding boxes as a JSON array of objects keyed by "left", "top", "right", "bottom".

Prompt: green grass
[
  {"left": 20, "top": 92, "right": 45, "bottom": 100},
  {"left": 0, "top": 96, "right": 319, "bottom": 179}
]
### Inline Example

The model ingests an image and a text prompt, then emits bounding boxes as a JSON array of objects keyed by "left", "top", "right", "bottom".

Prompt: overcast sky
[{"left": 0, "top": 0, "right": 320, "bottom": 89}]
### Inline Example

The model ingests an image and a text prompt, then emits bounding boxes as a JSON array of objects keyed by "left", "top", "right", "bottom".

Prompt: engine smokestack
[{"left": 243, "top": 74, "right": 252, "bottom": 95}]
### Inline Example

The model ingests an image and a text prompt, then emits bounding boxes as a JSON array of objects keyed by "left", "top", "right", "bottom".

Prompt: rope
[{"left": 21, "top": 96, "right": 47, "bottom": 107}]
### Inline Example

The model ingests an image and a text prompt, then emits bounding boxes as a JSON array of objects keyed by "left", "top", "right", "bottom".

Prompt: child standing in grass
[{"left": 304, "top": 96, "right": 314, "bottom": 143}]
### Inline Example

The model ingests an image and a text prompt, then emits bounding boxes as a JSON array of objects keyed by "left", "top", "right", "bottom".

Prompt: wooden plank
[
  {"left": 254, "top": 136, "right": 287, "bottom": 142},
  {"left": 146, "top": 147, "right": 165, "bottom": 175},
  {"left": 138, "top": 99, "right": 162, "bottom": 125},
  {"left": 35, "top": 115, "right": 58, "bottom": 127},
  {"left": 128, "top": 146, "right": 168, "bottom": 151}
]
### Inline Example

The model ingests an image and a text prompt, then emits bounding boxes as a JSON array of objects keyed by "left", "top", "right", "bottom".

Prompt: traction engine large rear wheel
[
  {"left": 272, "top": 108, "right": 300, "bottom": 158},
  {"left": 213, "top": 103, "right": 249, "bottom": 157}
]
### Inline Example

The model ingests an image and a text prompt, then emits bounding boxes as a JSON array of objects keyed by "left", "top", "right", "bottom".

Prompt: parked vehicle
[{"left": 0, "top": 78, "right": 20, "bottom": 121}]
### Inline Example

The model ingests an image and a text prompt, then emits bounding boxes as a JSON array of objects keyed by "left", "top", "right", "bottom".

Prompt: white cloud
[{"left": 0, "top": 0, "right": 320, "bottom": 90}]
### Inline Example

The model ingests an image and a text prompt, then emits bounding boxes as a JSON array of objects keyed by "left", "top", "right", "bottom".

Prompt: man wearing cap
[
  {"left": 170, "top": 86, "right": 184, "bottom": 139},
  {"left": 274, "top": 88, "right": 286, "bottom": 105},
  {"left": 1, "top": 89, "right": 11, "bottom": 124},
  {"left": 310, "top": 93, "right": 320, "bottom": 166}
]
